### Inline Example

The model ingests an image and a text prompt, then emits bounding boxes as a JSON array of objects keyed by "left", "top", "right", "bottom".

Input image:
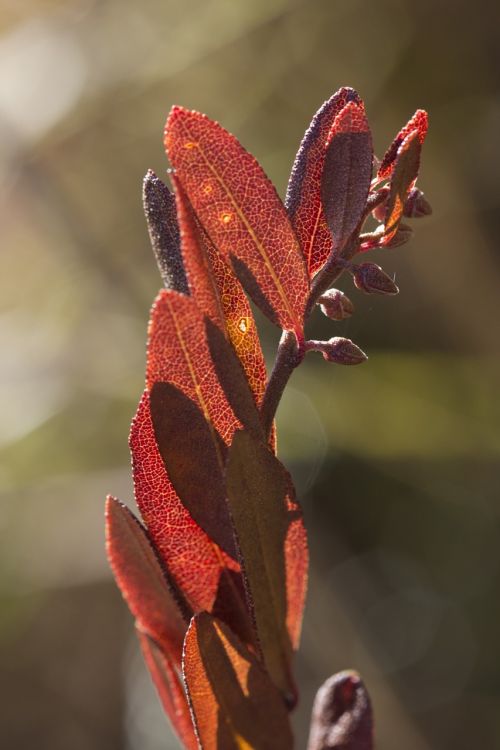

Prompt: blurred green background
[{"left": 1, "top": 0, "right": 499, "bottom": 748}]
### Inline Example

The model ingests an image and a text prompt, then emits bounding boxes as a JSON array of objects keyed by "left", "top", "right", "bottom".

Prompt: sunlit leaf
[
  {"left": 183, "top": 613, "right": 294, "bottom": 750},
  {"left": 225, "top": 429, "right": 296, "bottom": 704},
  {"left": 105, "top": 496, "right": 187, "bottom": 664},
  {"left": 172, "top": 174, "right": 268, "bottom": 407},
  {"left": 143, "top": 170, "right": 189, "bottom": 294},
  {"left": 130, "top": 391, "right": 253, "bottom": 644},
  {"left": 171, "top": 173, "right": 227, "bottom": 327},
  {"left": 383, "top": 130, "right": 421, "bottom": 244},
  {"left": 307, "top": 671, "right": 373, "bottom": 750},
  {"left": 205, "top": 319, "right": 264, "bottom": 440},
  {"left": 142, "top": 280, "right": 265, "bottom": 648},
  {"left": 164, "top": 106, "right": 309, "bottom": 334},
  {"left": 147, "top": 289, "right": 241, "bottom": 441},
  {"left": 137, "top": 629, "right": 198, "bottom": 750},
  {"left": 150, "top": 381, "right": 236, "bottom": 559},
  {"left": 147, "top": 288, "right": 265, "bottom": 558},
  {"left": 286, "top": 87, "right": 362, "bottom": 277},
  {"left": 198, "top": 221, "right": 268, "bottom": 407},
  {"left": 377, "top": 109, "right": 428, "bottom": 181},
  {"left": 284, "top": 488, "right": 308, "bottom": 651},
  {"left": 321, "top": 102, "right": 373, "bottom": 253}
]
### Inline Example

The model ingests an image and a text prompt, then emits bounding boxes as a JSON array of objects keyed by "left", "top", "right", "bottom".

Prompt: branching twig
[{"left": 261, "top": 234, "right": 361, "bottom": 437}]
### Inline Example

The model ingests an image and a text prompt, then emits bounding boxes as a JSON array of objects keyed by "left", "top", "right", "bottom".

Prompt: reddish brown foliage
[{"left": 106, "top": 88, "right": 428, "bottom": 749}]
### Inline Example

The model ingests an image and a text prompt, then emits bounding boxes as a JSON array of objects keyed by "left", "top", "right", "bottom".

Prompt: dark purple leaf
[{"left": 321, "top": 102, "right": 373, "bottom": 252}]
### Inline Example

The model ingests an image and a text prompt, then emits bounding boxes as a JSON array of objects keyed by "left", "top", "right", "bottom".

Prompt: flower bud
[
  {"left": 317, "top": 288, "right": 354, "bottom": 321},
  {"left": 317, "top": 337, "right": 367, "bottom": 365},
  {"left": 352, "top": 262, "right": 399, "bottom": 295},
  {"left": 384, "top": 222, "right": 413, "bottom": 248},
  {"left": 403, "top": 187, "right": 432, "bottom": 218},
  {"left": 308, "top": 670, "right": 373, "bottom": 750},
  {"left": 143, "top": 170, "right": 189, "bottom": 294}
]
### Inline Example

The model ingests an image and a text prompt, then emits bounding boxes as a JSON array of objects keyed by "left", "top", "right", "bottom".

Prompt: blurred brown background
[{"left": 1, "top": 0, "right": 499, "bottom": 748}]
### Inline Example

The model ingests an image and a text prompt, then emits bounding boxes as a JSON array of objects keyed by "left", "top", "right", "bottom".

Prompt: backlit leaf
[
  {"left": 171, "top": 173, "right": 227, "bottom": 328},
  {"left": 383, "top": 130, "right": 421, "bottom": 244},
  {"left": 198, "top": 222, "right": 268, "bottom": 407},
  {"left": 307, "top": 671, "right": 373, "bottom": 750},
  {"left": 205, "top": 319, "right": 264, "bottom": 440},
  {"left": 147, "top": 289, "right": 265, "bottom": 560},
  {"left": 321, "top": 102, "right": 373, "bottom": 253},
  {"left": 377, "top": 109, "right": 428, "bottom": 181},
  {"left": 284, "top": 487, "right": 308, "bottom": 651},
  {"left": 143, "top": 170, "right": 189, "bottom": 294},
  {"left": 225, "top": 430, "right": 296, "bottom": 704},
  {"left": 286, "top": 87, "right": 362, "bottom": 277},
  {"left": 172, "top": 174, "right": 268, "bottom": 407},
  {"left": 149, "top": 381, "right": 236, "bottom": 559},
  {"left": 164, "top": 106, "right": 309, "bottom": 334},
  {"left": 138, "top": 629, "right": 198, "bottom": 750},
  {"left": 105, "top": 496, "right": 187, "bottom": 664},
  {"left": 130, "top": 391, "right": 253, "bottom": 638},
  {"left": 183, "top": 613, "right": 294, "bottom": 750},
  {"left": 131, "top": 390, "right": 229, "bottom": 610},
  {"left": 141, "top": 290, "right": 260, "bottom": 638},
  {"left": 147, "top": 289, "right": 241, "bottom": 442}
]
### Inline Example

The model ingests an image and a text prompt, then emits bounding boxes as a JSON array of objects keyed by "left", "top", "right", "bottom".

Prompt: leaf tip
[{"left": 104, "top": 494, "right": 126, "bottom": 539}]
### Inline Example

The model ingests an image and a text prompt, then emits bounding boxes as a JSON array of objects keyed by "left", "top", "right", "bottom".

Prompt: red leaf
[
  {"left": 135, "top": 289, "right": 262, "bottom": 642},
  {"left": 183, "top": 613, "right": 294, "bottom": 750},
  {"left": 172, "top": 174, "right": 268, "bottom": 407},
  {"left": 377, "top": 109, "right": 428, "bottom": 181},
  {"left": 307, "top": 671, "right": 373, "bottom": 750},
  {"left": 321, "top": 101, "right": 373, "bottom": 252},
  {"left": 105, "top": 496, "right": 187, "bottom": 665},
  {"left": 164, "top": 106, "right": 309, "bottom": 334},
  {"left": 204, "top": 318, "right": 264, "bottom": 441},
  {"left": 199, "top": 222, "right": 269, "bottom": 407},
  {"left": 146, "top": 289, "right": 263, "bottom": 549},
  {"left": 147, "top": 289, "right": 241, "bottom": 443},
  {"left": 138, "top": 629, "right": 198, "bottom": 750},
  {"left": 383, "top": 130, "right": 421, "bottom": 244},
  {"left": 284, "top": 486, "right": 308, "bottom": 651},
  {"left": 146, "top": 290, "right": 265, "bottom": 555},
  {"left": 150, "top": 381, "right": 237, "bottom": 559},
  {"left": 130, "top": 390, "right": 240, "bottom": 614},
  {"left": 286, "top": 87, "right": 362, "bottom": 277},
  {"left": 148, "top": 326, "right": 265, "bottom": 557},
  {"left": 171, "top": 173, "right": 227, "bottom": 328}
]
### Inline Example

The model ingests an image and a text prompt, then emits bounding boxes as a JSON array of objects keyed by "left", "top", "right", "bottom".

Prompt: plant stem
[
  {"left": 261, "top": 235, "right": 360, "bottom": 438},
  {"left": 261, "top": 331, "right": 301, "bottom": 437}
]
